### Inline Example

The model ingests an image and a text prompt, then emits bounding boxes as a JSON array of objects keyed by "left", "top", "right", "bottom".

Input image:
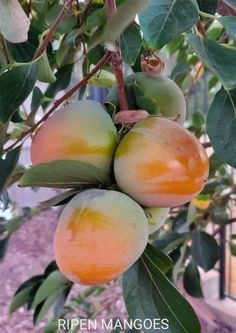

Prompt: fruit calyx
[
  {"left": 141, "top": 52, "right": 165, "bottom": 77},
  {"left": 114, "top": 109, "right": 149, "bottom": 127}
]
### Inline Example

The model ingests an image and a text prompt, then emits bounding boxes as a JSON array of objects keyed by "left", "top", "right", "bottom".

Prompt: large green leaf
[
  {"left": 207, "top": 88, "right": 236, "bottom": 168},
  {"left": 139, "top": 0, "right": 199, "bottom": 49},
  {"left": 191, "top": 231, "right": 219, "bottom": 272},
  {"left": 219, "top": 16, "right": 236, "bottom": 39},
  {"left": 19, "top": 160, "right": 111, "bottom": 188},
  {"left": 9, "top": 275, "right": 44, "bottom": 313},
  {"left": 0, "top": 146, "right": 21, "bottom": 196},
  {"left": 197, "top": 0, "right": 219, "bottom": 14},
  {"left": 183, "top": 261, "right": 203, "bottom": 298},
  {"left": 155, "top": 232, "right": 188, "bottom": 253},
  {"left": 123, "top": 255, "right": 201, "bottom": 333},
  {"left": 144, "top": 243, "right": 173, "bottom": 274},
  {"left": 88, "top": 0, "right": 150, "bottom": 49},
  {"left": 44, "top": 64, "right": 74, "bottom": 101},
  {"left": 120, "top": 25, "right": 143, "bottom": 66},
  {"left": 0, "top": 63, "right": 39, "bottom": 122},
  {"left": 187, "top": 34, "right": 236, "bottom": 90},
  {"left": 9, "top": 286, "right": 34, "bottom": 313},
  {"left": 0, "top": 0, "right": 30, "bottom": 43}
]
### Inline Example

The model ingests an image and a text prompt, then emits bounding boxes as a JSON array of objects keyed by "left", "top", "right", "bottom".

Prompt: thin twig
[
  {"left": 33, "top": 0, "right": 75, "bottom": 60},
  {"left": 105, "top": 0, "right": 128, "bottom": 111},
  {"left": 5, "top": 51, "right": 112, "bottom": 152}
]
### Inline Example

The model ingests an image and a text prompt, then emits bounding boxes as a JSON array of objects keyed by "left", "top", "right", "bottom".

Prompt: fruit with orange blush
[
  {"left": 30, "top": 100, "right": 118, "bottom": 174},
  {"left": 114, "top": 117, "right": 209, "bottom": 208},
  {"left": 53, "top": 189, "right": 149, "bottom": 285}
]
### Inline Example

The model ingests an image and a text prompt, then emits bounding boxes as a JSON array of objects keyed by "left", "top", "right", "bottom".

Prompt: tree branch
[
  {"left": 5, "top": 51, "right": 112, "bottom": 152},
  {"left": 105, "top": 0, "right": 128, "bottom": 111},
  {"left": 33, "top": 0, "right": 75, "bottom": 60}
]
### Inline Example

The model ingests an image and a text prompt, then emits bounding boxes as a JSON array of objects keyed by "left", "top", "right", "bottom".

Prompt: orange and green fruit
[
  {"left": 114, "top": 117, "right": 209, "bottom": 208},
  {"left": 30, "top": 100, "right": 118, "bottom": 174},
  {"left": 192, "top": 197, "right": 212, "bottom": 210},
  {"left": 107, "top": 72, "right": 186, "bottom": 124},
  {"left": 53, "top": 189, "right": 149, "bottom": 285},
  {"left": 145, "top": 207, "right": 169, "bottom": 234}
]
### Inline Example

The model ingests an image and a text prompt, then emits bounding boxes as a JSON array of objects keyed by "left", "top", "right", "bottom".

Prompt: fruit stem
[{"left": 105, "top": 0, "right": 129, "bottom": 111}]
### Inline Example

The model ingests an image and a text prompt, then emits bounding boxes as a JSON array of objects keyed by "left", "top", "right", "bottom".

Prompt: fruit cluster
[{"left": 30, "top": 72, "right": 209, "bottom": 285}]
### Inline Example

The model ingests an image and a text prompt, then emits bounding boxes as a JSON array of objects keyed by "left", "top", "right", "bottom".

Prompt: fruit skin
[
  {"left": 145, "top": 207, "right": 169, "bottom": 235},
  {"left": 53, "top": 189, "right": 149, "bottom": 285},
  {"left": 114, "top": 117, "right": 209, "bottom": 208},
  {"left": 30, "top": 100, "right": 118, "bottom": 174},
  {"left": 107, "top": 72, "right": 186, "bottom": 124}
]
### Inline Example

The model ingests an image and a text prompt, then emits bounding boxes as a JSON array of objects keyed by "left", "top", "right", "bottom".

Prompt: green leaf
[
  {"left": 191, "top": 231, "right": 219, "bottom": 272},
  {"left": 88, "top": 68, "right": 116, "bottom": 88},
  {"left": 120, "top": 25, "right": 143, "bottom": 66},
  {"left": 144, "top": 243, "right": 173, "bottom": 273},
  {"left": 154, "top": 232, "right": 188, "bottom": 253},
  {"left": 0, "top": 0, "right": 30, "bottom": 43},
  {"left": 6, "top": 217, "right": 25, "bottom": 234},
  {"left": 139, "top": 0, "right": 199, "bottom": 49},
  {"left": 9, "top": 275, "right": 44, "bottom": 313},
  {"left": 40, "top": 189, "right": 81, "bottom": 207},
  {"left": 207, "top": 88, "right": 236, "bottom": 168},
  {"left": 88, "top": 0, "right": 150, "bottom": 49},
  {"left": 197, "top": 0, "right": 219, "bottom": 14},
  {"left": 56, "top": 38, "right": 81, "bottom": 68},
  {"left": 219, "top": 16, "right": 236, "bottom": 39},
  {"left": 31, "top": 86, "right": 44, "bottom": 109},
  {"left": 44, "top": 64, "right": 73, "bottom": 101},
  {"left": 19, "top": 160, "right": 111, "bottom": 188},
  {"left": 45, "top": 5, "right": 76, "bottom": 34},
  {"left": 210, "top": 205, "right": 229, "bottom": 225},
  {"left": 123, "top": 256, "right": 201, "bottom": 333},
  {"left": 34, "top": 286, "right": 68, "bottom": 325},
  {"left": 32, "top": 270, "right": 69, "bottom": 309},
  {"left": 229, "top": 234, "right": 236, "bottom": 256},
  {"left": 0, "top": 146, "right": 21, "bottom": 196},
  {"left": 0, "top": 63, "right": 39, "bottom": 122},
  {"left": 183, "top": 261, "right": 203, "bottom": 298},
  {"left": 37, "top": 52, "right": 56, "bottom": 83},
  {"left": 187, "top": 34, "right": 236, "bottom": 90},
  {"left": 9, "top": 285, "right": 34, "bottom": 313}
]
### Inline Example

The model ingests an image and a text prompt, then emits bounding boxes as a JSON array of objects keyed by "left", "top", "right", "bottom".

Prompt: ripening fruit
[
  {"left": 54, "top": 189, "right": 149, "bottom": 285},
  {"left": 192, "top": 198, "right": 212, "bottom": 210},
  {"left": 114, "top": 117, "right": 209, "bottom": 208},
  {"left": 30, "top": 100, "right": 117, "bottom": 174},
  {"left": 107, "top": 72, "right": 186, "bottom": 124},
  {"left": 145, "top": 207, "right": 169, "bottom": 235}
]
